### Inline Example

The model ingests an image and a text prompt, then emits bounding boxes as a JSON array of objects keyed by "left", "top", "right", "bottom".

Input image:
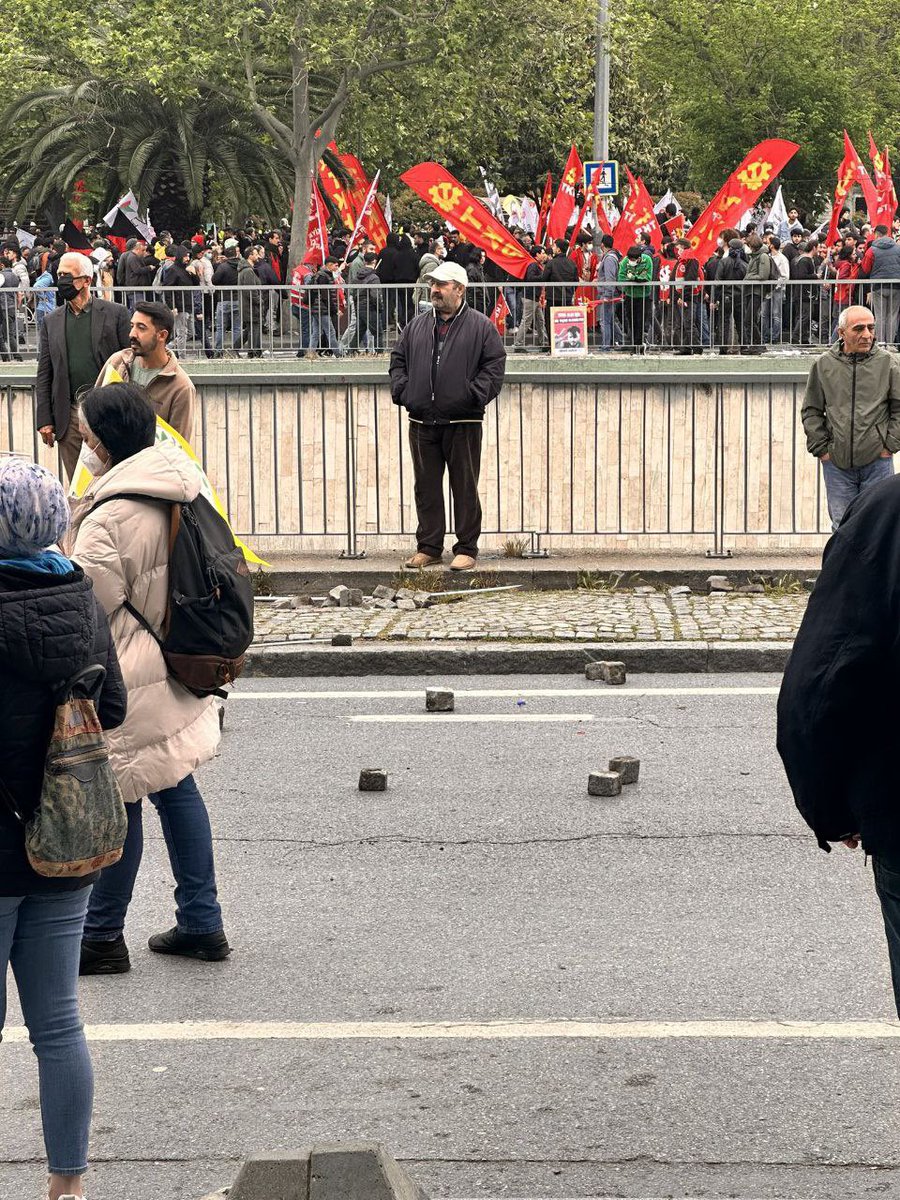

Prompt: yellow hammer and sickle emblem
[
  {"left": 428, "top": 183, "right": 463, "bottom": 214},
  {"left": 565, "top": 168, "right": 577, "bottom": 186},
  {"left": 736, "top": 160, "right": 773, "bottom": 191}
]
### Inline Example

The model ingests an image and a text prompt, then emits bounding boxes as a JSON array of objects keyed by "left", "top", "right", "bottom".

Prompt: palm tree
[{"left": 0, "top": 81, "right": 295, "bottom": 234}]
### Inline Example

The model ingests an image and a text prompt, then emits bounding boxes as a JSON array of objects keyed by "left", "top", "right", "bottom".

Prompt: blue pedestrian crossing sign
[{"left": 584, "top": 161, "right": 619, "bottom": 196}]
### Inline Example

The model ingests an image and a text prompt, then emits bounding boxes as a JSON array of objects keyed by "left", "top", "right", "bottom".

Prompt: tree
[{"left": 1, "top": 81, "right": 291, "bottom": 235}]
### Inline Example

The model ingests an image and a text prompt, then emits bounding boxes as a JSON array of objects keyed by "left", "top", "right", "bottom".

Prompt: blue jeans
[
  {"left": 821, "top": 455, "right": 894, "bottom": 530},
  {"left": 0, "top": 891, "right": 93, "bottom": 1175},
  {"left": 84, "top": 774, "right": 223, "bottom": 940},
  {"left": 214, "top": 300, "right": 241, "bottom": 351}
]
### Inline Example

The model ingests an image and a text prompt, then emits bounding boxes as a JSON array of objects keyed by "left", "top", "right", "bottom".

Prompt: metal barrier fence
[
  {"left": 4, "top": 278, "right": 900, "bottom": 360},
  {"left": 1, "top": 373, "right": 831, "bottom": 558}
]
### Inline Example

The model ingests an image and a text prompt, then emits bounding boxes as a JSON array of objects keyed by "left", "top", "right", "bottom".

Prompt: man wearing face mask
[
  {"left": 35, "top": 251, "right": 131, "bottom": 481},
  {"left": 96, "top": 301, "right": 196, "bottom": 441}
]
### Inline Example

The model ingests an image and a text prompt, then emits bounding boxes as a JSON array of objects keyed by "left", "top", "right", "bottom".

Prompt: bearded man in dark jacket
[{"left": 389, "top": 260, "right": 505, "bottom": 572}]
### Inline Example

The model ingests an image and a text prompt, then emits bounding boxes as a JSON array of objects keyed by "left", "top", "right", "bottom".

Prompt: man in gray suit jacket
[{"left": 35, "top": 251, "right": 132, "bottom": 480}]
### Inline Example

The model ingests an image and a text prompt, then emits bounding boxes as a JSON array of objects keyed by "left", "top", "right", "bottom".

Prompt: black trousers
[{"left": 408, "top": 421, "right": 483, "bottom": 557}]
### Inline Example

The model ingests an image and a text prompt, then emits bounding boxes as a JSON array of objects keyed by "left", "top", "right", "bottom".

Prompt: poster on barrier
[{"left": 550, "top": 307, "right": 588, "bottom": 356}]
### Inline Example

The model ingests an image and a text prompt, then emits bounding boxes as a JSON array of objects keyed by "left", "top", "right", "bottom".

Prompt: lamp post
[{"left": 593, "top": 0, "right": 610, "bottom": 162}]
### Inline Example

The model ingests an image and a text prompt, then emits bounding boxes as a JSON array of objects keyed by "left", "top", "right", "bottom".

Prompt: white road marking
[
  {"left": 3, "top": 1018, "right": 897, "bottom": 1044},
  {"left": 349, "top": 714, "right": 597, "bottom": 724},
  {"left": 231, "top": 687, "right": 779, "bottom": 700}
]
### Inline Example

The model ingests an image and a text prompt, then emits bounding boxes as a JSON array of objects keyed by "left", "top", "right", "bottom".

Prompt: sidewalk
[{"left": 248, "top": 582, "right": 809, "bottom": 676}]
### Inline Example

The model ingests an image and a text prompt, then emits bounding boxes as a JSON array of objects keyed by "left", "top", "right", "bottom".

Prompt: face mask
[
  {"left": 81, "top": 446, "right": 109, "bottom": 477},
  {"left": 57, "top": 275, "right": 80, "bottom": 302}
]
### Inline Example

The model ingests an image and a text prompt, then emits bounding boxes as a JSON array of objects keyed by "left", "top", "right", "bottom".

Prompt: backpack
[
  {"left": 0, "top": 665, "right": 127, "bottom": 878},
  {"left": 96, "top": 493, "right": 254, "bottom": 698}
]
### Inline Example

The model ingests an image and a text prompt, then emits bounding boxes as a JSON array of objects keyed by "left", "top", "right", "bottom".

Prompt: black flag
[{"left": 60, "top": 219, "right": 93, "bottom": 251}]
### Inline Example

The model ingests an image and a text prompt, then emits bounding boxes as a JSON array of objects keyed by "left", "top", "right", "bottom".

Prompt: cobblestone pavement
[{"left": 253, "top": 588, "right": 809, "bottom": 644}]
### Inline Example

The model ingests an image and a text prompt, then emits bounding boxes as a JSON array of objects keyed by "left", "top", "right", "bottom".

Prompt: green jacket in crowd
[
  {"left": 802, "top": 342, "right": 900, "bottom": 470},
  {"left": 617, "top": 252, "right": 653, "bottom": 299}
]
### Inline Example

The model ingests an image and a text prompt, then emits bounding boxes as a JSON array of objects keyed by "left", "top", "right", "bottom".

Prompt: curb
[
  {"left": 244, "top": 640, "right": 792, "bottom": 677},
  {"left": 259, "top": 567, "right": 819, "bottom": 596}
]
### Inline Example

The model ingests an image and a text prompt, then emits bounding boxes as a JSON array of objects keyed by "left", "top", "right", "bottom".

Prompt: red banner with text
[
  {"left": 546, "top": 146, "right": 582, "bottom": 243},
  {"left": 401, "top": 162, "right": 536, "bottom": 279}
]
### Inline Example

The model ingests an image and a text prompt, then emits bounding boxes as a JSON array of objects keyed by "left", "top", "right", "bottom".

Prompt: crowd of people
[{"left": 3, "top": 199, "right": 900, "bottom": 358}]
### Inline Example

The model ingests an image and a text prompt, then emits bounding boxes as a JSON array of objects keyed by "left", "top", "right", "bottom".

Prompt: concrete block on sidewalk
[
  {"left": 309, "top": 1142, "right": 430, "bottom": 1200},
  {"left": 373, "top": 585, "right": 398, "bottom": 601},
  {"left": 359, "top": 768, "right": 388, "bottom": 792},
  {"left": 227, "top": 1149, "right": 312, "bottom": 1199},
  {"left": 426, "top": 688, "right": 454, "bottom": 712},
  {"left": 609, "top": 755, "right": 640, "bottom": 784},
  {"left": 347, "top": 588, "right": 364, "bottom": 607},
  {"left": 588, "top": 771, "right": 622, "bottom": 797},
  {"left": 585, "top": 660, "right": 626, "bottom": 684}
]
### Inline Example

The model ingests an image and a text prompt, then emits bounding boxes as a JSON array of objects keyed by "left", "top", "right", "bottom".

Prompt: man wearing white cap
[{"left": 389, "top": 259, "right": 506, "bottom": 571}]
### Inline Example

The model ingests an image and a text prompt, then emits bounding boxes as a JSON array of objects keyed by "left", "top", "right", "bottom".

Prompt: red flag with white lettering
[
  {"left": 401, "top": 162, "right": 537, "bottom": 279},
  {"left": 613, "top": 168, "right": 663, "bottom": 255},
  {"left": 305, "top": 182, "right": 328, "bottom": 262},
  {"left": 827, "top": 131, "right": 880, "bottom": 244},
  {"left": 546, "top": 146, "right": 582, "bottom": 243},
  {"left": 329, "top": 143, "right": 390, "bottom": 250},
  {"left": 490, "top": 291, "right": 511, "bottom": 334},
  {"left": 684, "top": 138, "right": 799, "bottom": 261}
]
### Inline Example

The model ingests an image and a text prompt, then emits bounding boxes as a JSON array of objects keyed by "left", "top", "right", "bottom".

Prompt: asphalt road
[{"left": 2, "top": 673, "right": 897, "bottom": 1200}]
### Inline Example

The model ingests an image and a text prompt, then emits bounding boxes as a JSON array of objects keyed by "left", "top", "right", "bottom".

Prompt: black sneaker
[
  {"left": 80, "top": 936, "right": 131, "bottom": 975},
  {"left": 148, "top": 927, "right": 231, "bottom": 961}
]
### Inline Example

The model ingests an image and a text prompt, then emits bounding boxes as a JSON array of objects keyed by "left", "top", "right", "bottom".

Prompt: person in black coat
[
  {"left": 0, "top": 457, "right": 126, "bottom": 1200},
  {"left": 777, "top": 472, "right": 900, "bottom": 1016},
  {"left": 539, "top": 238, "right": 579, "bottom": 344}
]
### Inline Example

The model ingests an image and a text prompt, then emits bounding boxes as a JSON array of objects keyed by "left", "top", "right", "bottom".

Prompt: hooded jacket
[
  {"left": 778, "top": 474, "right": 900, "bottom": 854},
  {"left": 0, "top": 563, "right": 126, "bottom": 894},
  {"left": 802, "top": 342, "right": 900, "bottom": 469},
  {"left": 71, "top": 442, "right": 220, "bottom": 804},
  {"left": 389, "top": 301, "right": 506, "bottom": 423}
]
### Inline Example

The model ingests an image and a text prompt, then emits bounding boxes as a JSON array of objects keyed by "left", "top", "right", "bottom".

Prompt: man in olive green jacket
[{"left": 802, "top": 305, "right": 900, "bottom": 528}]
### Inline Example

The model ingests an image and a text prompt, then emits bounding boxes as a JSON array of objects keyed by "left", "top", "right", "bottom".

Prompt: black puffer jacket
[{"left": 0, "top": 563, "right": 127, "bottom": 895}]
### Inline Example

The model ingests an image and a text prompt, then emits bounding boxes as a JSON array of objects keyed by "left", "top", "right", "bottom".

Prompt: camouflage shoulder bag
[{"left": 0, "top": 665, "right": 127, "bottom": 878}]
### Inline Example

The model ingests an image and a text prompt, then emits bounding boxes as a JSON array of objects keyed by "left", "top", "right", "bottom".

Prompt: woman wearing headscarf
[{"left": 0, "top": 455, "right": 126, "bottom": 1200}]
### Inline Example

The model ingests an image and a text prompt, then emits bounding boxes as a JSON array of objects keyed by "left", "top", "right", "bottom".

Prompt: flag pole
[{"left": 593, "top": 0, "right": 610, "bottom": 162}]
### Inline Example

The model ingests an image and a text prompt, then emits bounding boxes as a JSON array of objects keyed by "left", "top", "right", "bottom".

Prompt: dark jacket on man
[
  {"left": 861, "top": 236, "right": 900, "bottom": 282},
  {"left": 35, "top": 298, "right": 132, "bottom": 436},
  {"left": 0, "top": 563, "right": 126, "bottom": 895},
  {"left": 778, "top": 475, "right": 900, "bottom": 854},
  {"left": 801, "top": 342, "right": 900, "bottom": 469},
  {"left": 121, "top": 253, "right": 156, "bottom": 288},
  {"left": 389, "top": 301, "right": 506, "bottom": 423},
  {"left": 540, "top": 252, "right": 579, "bottom": 308}
]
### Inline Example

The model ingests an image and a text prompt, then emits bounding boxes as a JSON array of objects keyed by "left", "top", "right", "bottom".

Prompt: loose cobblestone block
[
  {"left": 331, "top": 633, "right": 353, "bottom": 647},
  {"left": 359, "top": 768, "right": 387, "bottom": 792},
  {"left": 667, "top": 585, "right": 692, "bottom": 596},
  {"left": 395, "top": 588, "right": 416, "bottom": 601},
  {"left": 413, "top": 592, "right": 432, "bottom": 608},
  {"left": 396, "top": 598, "right": 417, "bottom": 611},
  {"left": 426, "top": 688, "right": 454, "bottom": 712},
  {"left": 309, "top": 596, "right": 327, "bottom": 608},
  {"left": 739, "top": 583, "right": 765, "bottom": 595},
  {"left": 584, "top": 662, "right": 605, "bottom": 680},
  {"left": 588, "top": 771, "right": 622, "bottom": 797},
  {"left": 707, "top": 575, "right": 734, "bottom": 593},
  {"left": 329, "top": 585, "right": 351, "bottom": 606},
  {"left": 373, "top": 585, "right": 398, "bottom": 601},
  {"left": 608, "top": 755, "right": 640, "bottom": 784},
  {"left": 634, "top": 586, "right": 657, "bottom": 595},
  {"left": 585, "top": 660, "right": 626, "bottom": 684}
]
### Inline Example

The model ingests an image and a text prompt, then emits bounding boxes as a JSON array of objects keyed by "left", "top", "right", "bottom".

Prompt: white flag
[
  {"left": 653, "top": 188, "right": 682, "bottom": 216},
  {"left": 520, "top": 197, "right": 539, "bottom": 235},
  {"left": 15, "top": 228, "right": 35, "bottom": 249},
  {"left": 765, "top": 185, "right": 788, "bottom": 234},
  {"left": 479, "top": 166, "right": 502, "bottom": 218},
  {"left": 383, "top": 193, "right": 393, "bottom": 230},
  {"left": 109, "top": 191, "right": 155, "bottom": 242}
]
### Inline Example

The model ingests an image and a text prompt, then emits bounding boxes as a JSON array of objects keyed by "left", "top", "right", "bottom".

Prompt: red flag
[
  {"left": 490, "top": 291, "right": 511, "bottom": 334},
  {"left": 305, "top": 182, "right": 328, "bottom": 263},
  {"left": 343, "top": 170, "right": 381, "bottom": 262},
  {"left": 317, "top": 157, "right": 358, "bottom": 231},
  {"left": 546, "top": 146, "right": 582, "bottom": 243},
  {"left": 401, "top": 162, "right": 537, "bottom": 279},
  {"left": 567, "top": 184, "right": 596, "bottom": 251},
  {"left": 827, "top": 131, "right": 880, "bottom": 244},
  {"left": 663, "top": 214, "right": 685, "bottom": 240},
  {"left": 535, "top": 172, "right": 553, "bottom": 243},
  {"left": 684, "top": 138, "right": 800, "bottom": 261},
  {"left": 613, "top": 168, "right": 663, "bottom": 254},
  {"left": 329, "top": 144, "right": 390, "bottom": 250},
  {"left": 868, "top": 135, "right": 898, "bottom": 230},
  {"left": 869, "top": 132, "right": 888, "bottom": 187}
]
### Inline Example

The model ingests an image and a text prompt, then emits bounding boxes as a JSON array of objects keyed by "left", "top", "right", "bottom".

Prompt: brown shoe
[
  {"left": 404, "top": 552, "right": 444, "bottom": 570},
  {"left": 449, "top": 554, "right": 477, "bottom": 572}
]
